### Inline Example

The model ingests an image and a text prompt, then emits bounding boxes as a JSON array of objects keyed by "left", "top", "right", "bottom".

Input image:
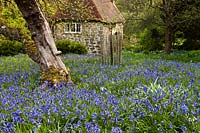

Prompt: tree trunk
[
  {"left": 14, "top": 0, "right": 72, "bottom": 84},
  {"left": 163, "top": 0, "right": 173, "bottom": 54},
  {"left": 164, "top": 25, "right": 173, "bottom": 54}
]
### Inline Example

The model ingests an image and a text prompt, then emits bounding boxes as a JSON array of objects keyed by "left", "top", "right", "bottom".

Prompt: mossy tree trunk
[{"left": 14, "top": 0, "right": 72, "bottom": 84}]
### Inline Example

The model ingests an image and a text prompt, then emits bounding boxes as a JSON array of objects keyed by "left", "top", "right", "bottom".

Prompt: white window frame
[{"left": 64, "top": 23, "right": 82, "bottom": 33}]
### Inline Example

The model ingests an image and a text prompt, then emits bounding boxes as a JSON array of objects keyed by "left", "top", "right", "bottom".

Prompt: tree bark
[
  {"left": 164, "top": 24, "right": 173, "bottom": 54},
  {"left": 163, "top": 0, "right": 173, "bottom": 54},
  {"left": 14, "top": 0, "right": 72, "bottom": 84},
  {"left": 163, "top": 0, "right": 174, "bottom": 54}
]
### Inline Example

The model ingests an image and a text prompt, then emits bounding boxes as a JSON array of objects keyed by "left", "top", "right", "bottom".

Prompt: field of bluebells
[{"left": 0, "top": 52, "right": 200, "bottom": 133}]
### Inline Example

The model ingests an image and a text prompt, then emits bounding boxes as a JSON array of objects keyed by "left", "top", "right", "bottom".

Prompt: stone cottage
[{"left": 52, "top": 0, "right": 124, "bottom": 62}]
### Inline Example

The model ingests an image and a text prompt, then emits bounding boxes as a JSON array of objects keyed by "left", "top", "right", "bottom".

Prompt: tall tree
[
  {"left": 117, "top": 0, "right": 199, "bottom": 53},
  {"left": 152, "top": 0, "right": 195, "bottom": 53},
  {"left": 116, "top": 0, "right": 151, "bottom": 38},
  {"left": 13, "top": 0, "right": 72, "bottom": 84},
  {"left": 176, "top": 0, "right": 200, "bottom": 41},
  {"left": 159, "top": 0, "right": 175, "bottom": 53}
]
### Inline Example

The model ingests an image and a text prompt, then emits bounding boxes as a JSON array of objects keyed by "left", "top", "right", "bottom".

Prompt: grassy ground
[{"left": 0, "top": 51, "right": 200, "bottom": 132}]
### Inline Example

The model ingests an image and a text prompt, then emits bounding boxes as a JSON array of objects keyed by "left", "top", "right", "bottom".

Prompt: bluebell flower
[
  {"left": 169, "top": 121, "right": 173, "bottom": 129},
  {"left": 157, "top": 127, "right": 162, "bottom": 132},
  {"left": 85, "top": 122, "right": 100, "bottom": 133},
  {"left": 112, "top": 127, "right": 123, "bottom": 133},
  {"left": 0, "top": 113, "right": 6, "bottom": 119},
  {"left": 92, "top": 112, "right": 98, "bottom": 119},
  {"left": 163, "top": 101, "right": 168, "bottom": 109},
  {"left": 169, "top": 87, "right": 174, "bottom": 94},
  {"left": 145, "top": 99, "right": 153, "bottom": 111},
  {"left": 137, "top": 112, "right": 144, "bottom": 118},
  {"left": 182, "top": 92, "right": 188, "bottom": 99},
  {"left": 154, "top": 105, "right": 160, "bottom": 113},
  {"left": 33, "top": 126, "right": 37, "bottom": 133},
  {"left": 193, "top": 100, "right": 197, "bottom": 107},
  {"left": 180, "top": 103, "right": 189, "bottom": 114},
  {"left": 175, "top": 84, "right": 180, "bottom": 89},
  {"left": 143, "top": 86, "right": 148, "bottom": 93},
  {"left": 154, "top": 120, "right": 157, "bottom": 125},
  {"left": 1, "top": 122, "right": 14, "bottom": 133},
  {"left": 169, "top": 95, "right": 174, "bottom": 104},
  {"left": 129, "top": 115, "right": 134, "bottom": 122},
  {"left": 181, "top": 126, "right": 187, "bottom": 132}
]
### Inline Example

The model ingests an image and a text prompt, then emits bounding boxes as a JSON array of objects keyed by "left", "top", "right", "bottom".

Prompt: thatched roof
[{"left": 52, "top": 0, "right": 124, "bottom": 23}]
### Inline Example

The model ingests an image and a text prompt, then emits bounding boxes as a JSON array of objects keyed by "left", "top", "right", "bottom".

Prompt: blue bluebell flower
[
  {"left": 92, "top": 112, "right": 98, "bottom": 119},
  {"left": 169, "top": 121, "right": 173, "bottom": 129},
  {"left": 180, "top": 103, "right": 189, "bottom": 114},
  {"left": 181, "top": 126, "right": 187, "bottom": 132},
  {"left": 112, "top": 127, "right": 123, "bottom": 133}
]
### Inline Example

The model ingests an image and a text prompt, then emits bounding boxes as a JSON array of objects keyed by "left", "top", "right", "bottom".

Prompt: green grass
[{"left": 0, "top": 51, "right": 200, "bottom": 132}]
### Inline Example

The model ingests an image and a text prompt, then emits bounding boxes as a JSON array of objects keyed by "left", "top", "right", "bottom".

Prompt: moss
[
  {"left": 20, "top": 31, "right": 38, "bottom": 55},
  {"left": 25, "top": 41, "right": 37, "bottom": 54},
  {"left": 41, "top": 66, "right": 70, "bottom": 85}
]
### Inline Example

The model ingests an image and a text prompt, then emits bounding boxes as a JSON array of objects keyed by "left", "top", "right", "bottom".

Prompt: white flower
[{"left": 100, "top": 87, "right": 107, "bottom": 91}]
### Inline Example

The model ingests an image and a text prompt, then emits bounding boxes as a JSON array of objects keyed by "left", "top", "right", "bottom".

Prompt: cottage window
[{"left": 64, "top": 23, "right": 82, "bottom": 33}]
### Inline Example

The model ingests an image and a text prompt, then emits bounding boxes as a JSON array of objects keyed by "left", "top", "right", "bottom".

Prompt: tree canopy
[
  {"left": 116, "top": 0, "right": 200, "bottom": 52},
  {"left": 1, "top": 0, "right": 200, "bottom": 54}
]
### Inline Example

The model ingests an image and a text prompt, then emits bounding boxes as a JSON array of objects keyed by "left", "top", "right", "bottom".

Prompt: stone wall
[
  {"left": 54, "top": 22, "right": 104, "bottom": 54},
  {"left": 53, "top": 22, "right": 123, "bottom": 55}
]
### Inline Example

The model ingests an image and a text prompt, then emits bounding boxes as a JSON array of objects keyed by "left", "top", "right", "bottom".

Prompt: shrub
[
  {"left": 122, "top": 35, "right": 143, "bottom": 52},
  {"left": 139, "top": 28, "right": 164, "bottom": 51},
  {"left": 123, "top": 43, "right": 143, "bottom": 52},
  {"left": 56, "top": 39, "right": 87, "bottom": 54},
  {"left": 176, "top": 39, "right": 200, "bottom": 50},
  {"left": 0, "top": 40, "right": 24, "bottom": 56}
]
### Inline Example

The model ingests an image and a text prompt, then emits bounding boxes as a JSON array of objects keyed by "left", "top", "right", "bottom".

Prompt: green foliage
[
  {"left": 175, "top": 0, "right": 200, "bottom": 41},
  {"left": 175, "top": 39, "right": 200, "bottom": 50},
  {"left": 139, "top": 28, "right": 164, "bottom": 51},
  {"left": 123, "top": 42, "right": 143, "bottom": 52},
  {"left": 0, "top": 34, "right": 6, "bottom": 40},
  {"left": 0, "top": 0, "right": 33, "bottom": 47},
  {"left": 56, "top": 39, "right": 87, "bottom": 54},
  {"left": 0, "top": 40, "right": 25, "bottom": 56},
  {"left": 0, "top": 1, "right": 26, "bottom": 29},
  {"left": 187, "top": 50, "right": 200, "bottom": 57},
  {"left": 117, "top": 0, "right": 200, "bottom": 52}
]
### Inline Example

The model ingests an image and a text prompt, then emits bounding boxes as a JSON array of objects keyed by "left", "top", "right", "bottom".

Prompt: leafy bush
[
  {"left": 122, "top": 36, "right": 143, "bottom": 52},
  {"left": 139, "top": 28, "right": 164, "bottom": 51},
  {"left": 176, "top": 39, "right": 200, "bottom": 50},
  {"left": 0, "top": 40, "right": 24, "bottom": 56},
  {"left": 56, "top": 39, "right": 87, "bottom": 54},
  {"left": 123, "top": 43, "right": 143, "bottom": 52}
]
